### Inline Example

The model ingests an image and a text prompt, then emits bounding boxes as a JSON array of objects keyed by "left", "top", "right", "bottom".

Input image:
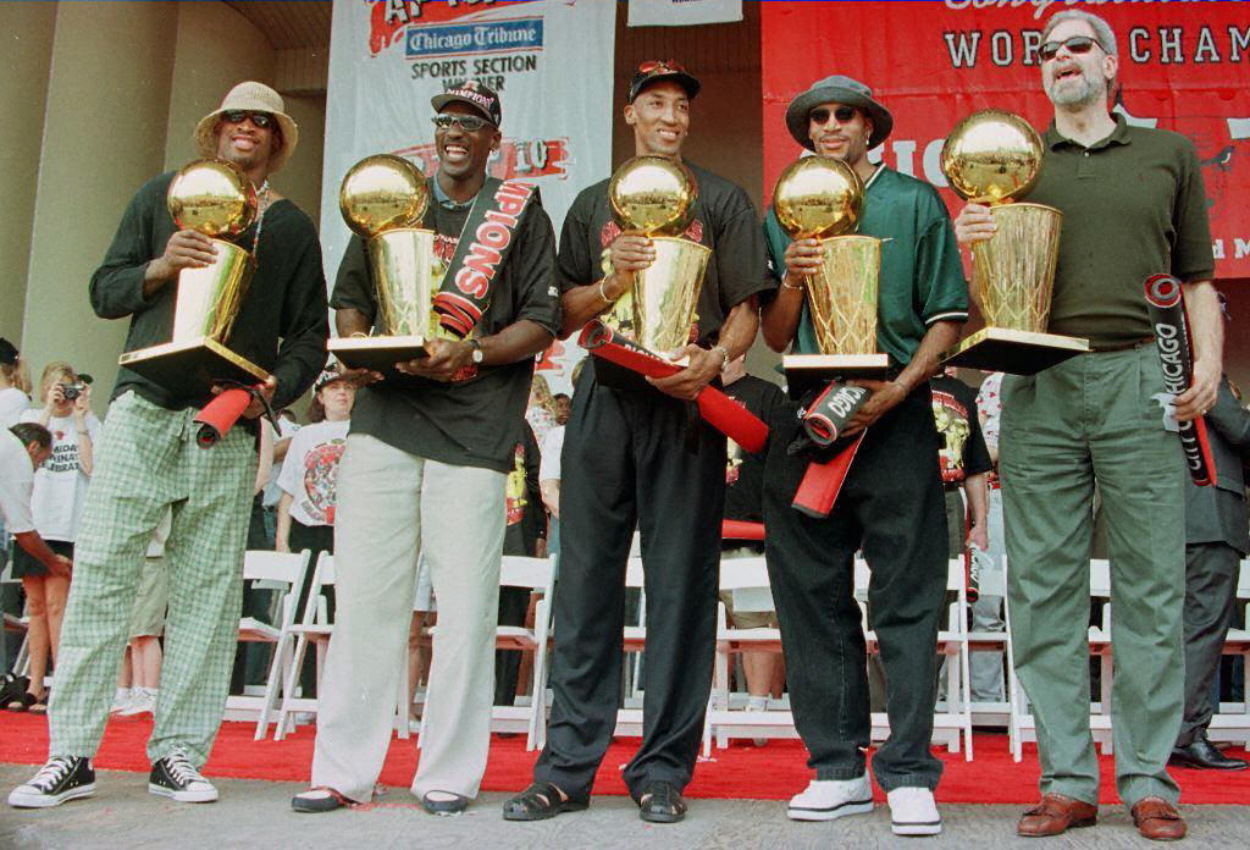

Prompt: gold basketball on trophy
[
  {"left": 773, "top": 155, "right": 862, "bottom": 239},
  {"left": 609, "top": 155, "right": 699, "bottom": 237},
  {"left": 939, "top": 109, "right": 1088, "bottom": 374},
  {"left": 339, "top": 154, "right": 430, "bottom": 239},
  {"left": 940, "top": 110, "right": 1043, "bottom": 204},
  {"left": 167, "top": 159, "right": 257, "bottom": 238}
]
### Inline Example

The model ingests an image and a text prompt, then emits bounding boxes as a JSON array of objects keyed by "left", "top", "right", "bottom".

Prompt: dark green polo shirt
[
  {"left": 764, "top": 166, "right": 969, "bottom": 366},
  {"left": 1029, "top": 115, "right": 1214, "bottom": 349}
]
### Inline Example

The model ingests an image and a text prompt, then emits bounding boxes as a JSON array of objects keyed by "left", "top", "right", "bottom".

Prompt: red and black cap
[
  {"left": 628, "top": 59, "right": 701, "bottom": 103},
  {"left": 431, "top": 80, "right": 502, "bottom": 127}
]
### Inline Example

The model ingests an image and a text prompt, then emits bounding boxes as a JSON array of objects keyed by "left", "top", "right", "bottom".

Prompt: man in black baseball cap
[
  {"left": 504, "top": 58, "right": 771, "bottom": 826},
  {"left": 431, "top": 80, "right": 503, "bottom": 128}
]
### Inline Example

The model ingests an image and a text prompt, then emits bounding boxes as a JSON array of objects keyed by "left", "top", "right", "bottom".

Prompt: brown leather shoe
[
  {"left": 1131, "top": 797, "right": 1186, "bottom": 841},
  {"left": 1017, "top": 794, "right": 1098, "bottom": 837}
]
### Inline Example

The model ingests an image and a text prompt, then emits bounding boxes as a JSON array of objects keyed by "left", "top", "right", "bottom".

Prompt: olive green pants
[{"left": 1001, "top": 344, "right": 1184, "bottom": 807}]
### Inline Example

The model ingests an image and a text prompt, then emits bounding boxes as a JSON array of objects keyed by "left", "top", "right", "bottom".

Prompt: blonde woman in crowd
[{"left": 9, "top": 363, "right": 101, "bottom": 713}]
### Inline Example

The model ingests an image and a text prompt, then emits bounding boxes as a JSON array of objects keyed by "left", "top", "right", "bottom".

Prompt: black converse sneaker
[
  {"left": 148, "top": 750, "right": 218, "bottom": 803},
  {"left": 8, "top": 756, "right": 96, "bottom": 808}
]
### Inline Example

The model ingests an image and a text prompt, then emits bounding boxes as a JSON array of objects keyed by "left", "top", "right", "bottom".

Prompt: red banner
[{"left": 761, "top": 2, "right": 1250, "bottom": 279}]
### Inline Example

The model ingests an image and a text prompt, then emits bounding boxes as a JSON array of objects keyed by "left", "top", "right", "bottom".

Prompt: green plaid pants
[{"left": 49, "top": 391, "right": 255, "bottom": 766}]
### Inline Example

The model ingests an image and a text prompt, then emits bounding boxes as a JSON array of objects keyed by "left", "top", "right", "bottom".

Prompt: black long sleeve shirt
[{"left": 89, "top": 171, "right": 328, "bottom": 411}]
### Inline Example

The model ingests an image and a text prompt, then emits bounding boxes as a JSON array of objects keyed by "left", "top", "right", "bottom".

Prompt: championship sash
[{"left": 432, "top": 177, "right": 540, "bottom": 338}]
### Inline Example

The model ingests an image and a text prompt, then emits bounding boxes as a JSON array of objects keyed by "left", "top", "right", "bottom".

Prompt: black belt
[{"left": 1086, "top": 335, "right": 1154, "bottom": 353}]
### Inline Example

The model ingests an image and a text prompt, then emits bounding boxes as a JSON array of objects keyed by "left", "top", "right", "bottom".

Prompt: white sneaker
[
  {"left": 119, "top": 689, "right": 156, "bottom": 717},
  {"left": 887, "top": 786, "right": 942, "bottom": 835},
  {"left": 788, "top": 774, "right": 873, "bottom": 821}
]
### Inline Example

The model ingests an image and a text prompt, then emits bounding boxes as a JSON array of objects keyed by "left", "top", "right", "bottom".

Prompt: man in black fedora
[{"left": 759, "top": 74, "right": 968, "bottom": 837}]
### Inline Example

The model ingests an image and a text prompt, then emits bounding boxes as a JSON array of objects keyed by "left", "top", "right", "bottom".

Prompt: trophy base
[
  {"left": 783, "top": 353, "right": 893, "bottom": 399},
  {"left": 328, "top": 336, "right": 428, "bottom": 376},
  {"left": 119, "top": 338, "right": 268, "bottom": 396},
  {"left": 941, "top": 327, "right": 1089, "bottom": 375}
]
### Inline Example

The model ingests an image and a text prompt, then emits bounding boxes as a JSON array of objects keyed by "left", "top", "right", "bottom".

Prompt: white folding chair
[
  {"left": 418, "top": 554, "right": 558, "bottom": 751},
  {"left": 223, "top": 549, "right": 310, "bottom": 739},
  {"left": 707, "top": 556, "right": 791, "bottom": 751},
  {"left": 1209, "top": 558, "right": 1250, "bottom": 746}
]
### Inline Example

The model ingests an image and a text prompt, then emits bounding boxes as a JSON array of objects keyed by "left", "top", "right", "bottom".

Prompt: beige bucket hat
[{"left": 193, "top": 81, "right": 299, "bottom": 173}]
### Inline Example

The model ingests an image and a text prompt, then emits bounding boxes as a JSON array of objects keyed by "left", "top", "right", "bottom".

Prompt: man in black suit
[{"left": 1172, "top": 377, "right": 1250, "bottom": 771}]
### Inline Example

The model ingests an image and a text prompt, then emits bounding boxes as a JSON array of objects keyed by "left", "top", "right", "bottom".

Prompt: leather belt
[{"left": 1087, "top": 335, "right": 1155, "bottom": 353}]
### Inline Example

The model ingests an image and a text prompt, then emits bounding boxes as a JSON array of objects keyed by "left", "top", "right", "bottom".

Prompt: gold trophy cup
[
  {"left": 940, "top": 110, "right": 1088, "bottom": 373},
  {"left": 328, "top": 154, "right": 435, "bottom": 374},
  {"left": 774, "top": 155, "right": 891, "bottom": 387},
  {"left": 608, "top": 155, "right": 711, "bottom": 357},
  {"left": 119, "top": 159, "right": 269, "bottom": 394}
]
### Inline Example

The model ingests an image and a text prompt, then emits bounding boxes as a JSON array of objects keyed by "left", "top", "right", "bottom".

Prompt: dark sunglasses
[
  {"left": 221, "top": 110, "right": 275, "bottom": 129},
  {"left": 432, "top": 113, "right": 492, "bottom": 132},
  {"left": 1039, "top": 36, "right": 1100, "bottom": 62},
  {"left": 810, "top": 106, "right": 859, "bottom": 126}
]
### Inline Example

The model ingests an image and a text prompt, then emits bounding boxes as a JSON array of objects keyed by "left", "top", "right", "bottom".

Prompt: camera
[{"left": 60, "top": 382, "right": 86, "bottom": 401}]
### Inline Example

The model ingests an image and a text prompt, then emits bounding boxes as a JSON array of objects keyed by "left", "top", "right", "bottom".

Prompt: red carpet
[{"left": 2, "top": 713, "right": 1248, "bottom": 804}]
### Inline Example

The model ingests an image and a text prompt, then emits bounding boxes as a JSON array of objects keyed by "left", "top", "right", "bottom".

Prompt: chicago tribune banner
[
  {"left": 321, "top": 0, "right": 616, "bottom": 392},
  {"left": 761, "top": 1, "right": 1250, "bottom": 278}
]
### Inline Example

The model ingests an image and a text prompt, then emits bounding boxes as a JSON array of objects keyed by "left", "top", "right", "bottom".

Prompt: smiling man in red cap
[
  {"left": 9, "top": 81, "right": 327, "bottom": 811},
  {"left": 503, "top": 59, "right": 771, "bottom": 826}
]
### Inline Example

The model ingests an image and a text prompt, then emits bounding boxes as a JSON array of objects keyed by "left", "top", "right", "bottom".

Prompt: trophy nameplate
[{"left": 327, "top": 335, "right": 428, "bottom": 375}]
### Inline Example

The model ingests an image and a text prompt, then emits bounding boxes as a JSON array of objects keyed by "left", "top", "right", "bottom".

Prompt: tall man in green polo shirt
[
  {"left": 955, "top": 9, "right": 1221, "bottom": 842},
  {"left": 760, "top": 75, "right": 968, "bottom": 838}
]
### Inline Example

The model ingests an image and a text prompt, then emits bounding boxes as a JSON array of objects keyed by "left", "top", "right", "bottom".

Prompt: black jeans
[
  {"left": 763, "top": 384, "right": 948, "bottom": 791},
  {"left": 533, "top": 371, "right": 725, "bottom": 800}
]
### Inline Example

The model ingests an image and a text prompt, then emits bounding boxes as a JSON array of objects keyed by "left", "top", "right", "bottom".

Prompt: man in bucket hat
[
  {"left": 758, "top": 74, "right": 968, "bottom": 836},
  {"left": 9, "top": 81, "right": 327, "bottom": 810}
]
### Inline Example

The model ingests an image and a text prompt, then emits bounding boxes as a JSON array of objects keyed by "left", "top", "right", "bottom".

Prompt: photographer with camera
[{"left": 9, "top": 363, "right": 101, "bottom": 714}]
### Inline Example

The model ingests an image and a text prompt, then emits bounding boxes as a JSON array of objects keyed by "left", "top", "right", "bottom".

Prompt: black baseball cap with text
[
  {"left": 628, "top": 59, "right": 701, "bottom": 103},
  {"left": 431, "top": 80, "right": 502, "bottom": 127}
]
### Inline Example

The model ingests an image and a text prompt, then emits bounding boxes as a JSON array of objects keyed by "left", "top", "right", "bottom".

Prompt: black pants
[
  {"left": 533, "top": 372, "right": 725, "bottom": 800},
  {"left": 1178, "top": 541, "right": 1241, "bottom": 746},
  {"left": 495, "top": 586, "right": 531, "bottom": 706},
  {"left": 763, "top": 385, "right": 948, "bottom": 791}
]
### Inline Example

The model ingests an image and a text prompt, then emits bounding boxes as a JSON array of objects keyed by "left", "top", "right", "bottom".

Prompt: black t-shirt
[
  {"left": 89, "top": 172, "right": 329, "bottom": 411},
  {"left": 503, "top": 422, "right": 545, "bottom": 556},
  {"left": 930, "top": 374, "right": 993, "bottom": 485},
  {"left": 558, "top": 161, "right": 773, "bottom": 386},
  {"left": 722, "top": 374, "right": 786, "bottom": 551},
  {"left": 330, "top": 181, "right": 560, "bottom": 473}
]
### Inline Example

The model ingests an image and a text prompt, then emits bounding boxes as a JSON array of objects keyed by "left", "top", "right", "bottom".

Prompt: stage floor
[{"left": 3, "top": 764, "right": 1249, "bottom": 850}]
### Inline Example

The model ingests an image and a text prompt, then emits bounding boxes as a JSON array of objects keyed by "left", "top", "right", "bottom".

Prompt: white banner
[
  {"left": 627, "top": 0, "right": 742, "bottom": 28},
  {"left": 320, "top": 0, "right": 616, "bottom": 393}
]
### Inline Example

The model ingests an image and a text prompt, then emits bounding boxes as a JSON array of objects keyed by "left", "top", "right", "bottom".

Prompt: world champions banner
[
  {"left": 321, "top": 0, "right": 616, "bottom": 391},
  {"left": 761, "top": 1, "right": 1250, "bottom": 279}
]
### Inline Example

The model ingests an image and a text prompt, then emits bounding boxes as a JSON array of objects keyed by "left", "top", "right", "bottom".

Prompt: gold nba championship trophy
[
  {"left": 940, "top": 110, "right": 1088, "bottom": 373},
  {"left": 774, "top": 155, "right": 891, "bottom": 388},
  {"left": 328, "top": 153, "right": 435, "bottom": 374},
  {"left": 119, "top": 159, "right": 269, "bottom": 394},
  {"left": 608, "top": 155, "right": 711, "bottom": 356}
]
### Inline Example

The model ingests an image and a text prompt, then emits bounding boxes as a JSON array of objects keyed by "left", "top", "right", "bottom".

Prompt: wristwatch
[{"left": 467, "top": 338, "right": 484, "bottom": 365}]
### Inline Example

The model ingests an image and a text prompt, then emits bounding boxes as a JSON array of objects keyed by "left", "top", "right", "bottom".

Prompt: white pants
[{"left": 311, "top": 434, "right": 505, "bottom": 801}]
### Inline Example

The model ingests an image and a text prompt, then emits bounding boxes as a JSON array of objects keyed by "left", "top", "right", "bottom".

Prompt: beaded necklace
[{"left": 251, "top": 179, "right": 272, "bottom": 265}]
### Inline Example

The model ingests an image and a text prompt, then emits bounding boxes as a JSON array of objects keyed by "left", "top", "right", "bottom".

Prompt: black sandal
[
  {"left": 0, "top": 673, "right": 29, "bottom": 704},
  {"left": 29, "top": 691, "right": 49, "bottom": 715},
  {"left": 6, "top": 691, "right": 36, "bottom": 713},
  {"left": 421, "top": 790, "right": 470, "bottom": 815},
  {"left": 501, "top": 782, "right": 587, "bottom": 821},
  {"left": 637, "top": 781, "right": 687, "bottom": 824}
]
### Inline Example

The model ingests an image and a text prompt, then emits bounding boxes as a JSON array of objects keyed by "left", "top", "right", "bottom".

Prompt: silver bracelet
[
  {"left": 598, "top": 278, "right": 616, "bottom": 304},
  {"left": 781, "top": 275, "right": 804, "bottom": 291}
]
